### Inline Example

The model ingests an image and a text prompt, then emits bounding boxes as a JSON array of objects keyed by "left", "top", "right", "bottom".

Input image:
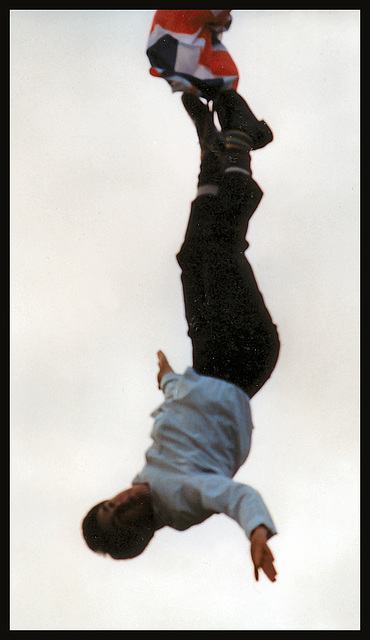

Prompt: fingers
[
  {"left": 253, "top": 545, "right": 277, "bottom": 583},
  {"left": 157, "top": 350, "right": 167, "bottom": 364},
  {"left": 262, "top": 555, "right": 277, "bottom": 582},
  {"left": 157, "top": 351, "right": 170, "bottom": 389}
]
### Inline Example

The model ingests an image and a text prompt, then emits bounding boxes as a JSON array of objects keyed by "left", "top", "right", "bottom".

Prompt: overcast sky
[{"left": 11, "top": 9, "right": 360, "bottom": 630}]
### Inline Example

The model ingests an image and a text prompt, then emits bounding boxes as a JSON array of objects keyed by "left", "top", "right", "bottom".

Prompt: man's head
[{"left": 82, "top": 483, "right": 155, "bottom": 560}]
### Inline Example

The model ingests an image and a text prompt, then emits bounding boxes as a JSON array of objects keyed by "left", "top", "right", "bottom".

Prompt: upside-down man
[{"left": 82, "top": 89, "right": 280, "bottom": 582}]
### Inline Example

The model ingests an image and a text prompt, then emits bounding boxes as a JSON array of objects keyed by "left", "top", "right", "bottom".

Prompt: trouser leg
[{"left": 177, "top": 172, "right": 280, "bottom": 397}]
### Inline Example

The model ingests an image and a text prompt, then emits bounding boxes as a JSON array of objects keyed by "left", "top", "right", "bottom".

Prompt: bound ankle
[
  {"left": 223, "top": 129, "right": 252, "bottom": 175},
  {"left": 224, "top": 129, "right": 253, "bottom": 153},
  {"left": 196, "top": 184, "right": 219, "bottom": 197}
]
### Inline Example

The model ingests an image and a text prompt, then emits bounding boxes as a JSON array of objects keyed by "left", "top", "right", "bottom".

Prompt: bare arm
[{"left": 250, "top": 525, "right": 277, "bottom": 582}]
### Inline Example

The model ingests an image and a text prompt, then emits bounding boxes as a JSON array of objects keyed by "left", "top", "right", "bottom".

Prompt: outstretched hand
[
  {"left": 250, "top": 525, "right": 277, "bottom": 583},
  {"left": 157, "top": 351, "right": 174, "bottom": 389}
]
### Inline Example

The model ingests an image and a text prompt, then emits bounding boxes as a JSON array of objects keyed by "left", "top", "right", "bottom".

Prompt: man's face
[{"left": 97, "top": 483, "right": 151, "bottom": 531}]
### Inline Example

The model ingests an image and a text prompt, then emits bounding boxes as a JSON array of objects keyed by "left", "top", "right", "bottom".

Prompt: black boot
[
  {"left": 182, "top": 93, "right": 225, "bottom": 157},
  {"left": 182, "top": 93, "right": 226, "bottom": 188},
  {"left": 214, "top": 89, "right": 273, "bottom": 150}
]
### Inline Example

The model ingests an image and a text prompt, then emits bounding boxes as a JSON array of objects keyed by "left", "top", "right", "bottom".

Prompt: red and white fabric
[{"left": 146, "top": 10, "right": 239, "bottom": 99}]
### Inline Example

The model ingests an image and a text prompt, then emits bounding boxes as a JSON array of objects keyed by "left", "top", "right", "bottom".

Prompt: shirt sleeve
[
  {"left": 160, "top": 371, "right": 181, "bottom": 400},
  {"left": 189, "top": 474, "right": 277, "bottom": 540}
]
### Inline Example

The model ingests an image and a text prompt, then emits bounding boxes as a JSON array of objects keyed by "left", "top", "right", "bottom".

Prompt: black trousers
[{"left": 176, "top": 172, "right": 280, "bottom": 398}]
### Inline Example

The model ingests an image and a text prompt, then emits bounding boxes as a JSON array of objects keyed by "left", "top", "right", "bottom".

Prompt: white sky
[{"left": 10, "top": 9, "right": 360, "bottom": 631}]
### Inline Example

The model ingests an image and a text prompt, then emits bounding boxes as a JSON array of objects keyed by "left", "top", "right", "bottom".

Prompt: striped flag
[{"left": 147, "top": 10, "right": 239, "bottom": 100}]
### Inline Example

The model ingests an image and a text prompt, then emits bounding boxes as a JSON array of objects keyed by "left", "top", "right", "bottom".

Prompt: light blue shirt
[{"left": 133, "top": 367, "right": 277, "bottom": 540}]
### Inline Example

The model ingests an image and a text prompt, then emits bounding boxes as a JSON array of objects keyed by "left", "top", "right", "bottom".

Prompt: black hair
[{"left": 81, "top": 500, "right": 155, "bottom": 560}]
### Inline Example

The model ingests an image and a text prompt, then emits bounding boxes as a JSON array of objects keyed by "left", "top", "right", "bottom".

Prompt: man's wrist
[{"left": 250, "top": 524, "right": 269, "bottom": 540}]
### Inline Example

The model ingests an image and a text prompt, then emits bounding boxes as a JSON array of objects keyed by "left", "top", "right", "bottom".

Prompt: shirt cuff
[
  {"left": 246, "top": 516, "right": 277, "bottom": 541},
  {"left": 160, "top": 371, "right": 179, "bottom": 392}
]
